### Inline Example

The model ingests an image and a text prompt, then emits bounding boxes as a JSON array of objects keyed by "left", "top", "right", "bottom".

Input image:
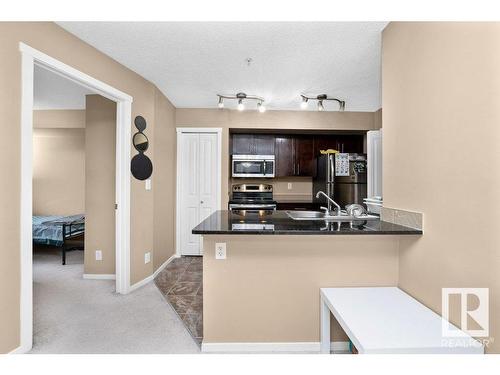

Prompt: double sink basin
[{"left": 285, "top": 210, "right": 379, "bottom": 222}]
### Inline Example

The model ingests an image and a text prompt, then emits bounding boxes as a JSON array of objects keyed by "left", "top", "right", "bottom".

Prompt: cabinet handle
[{"left": 297, "top": 163, "right": 300, "bottom": 175}]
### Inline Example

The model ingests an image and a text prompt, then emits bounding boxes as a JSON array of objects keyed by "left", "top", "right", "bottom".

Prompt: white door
[{"left": 179, "top": 131, "right": 219, "bottom": 255}]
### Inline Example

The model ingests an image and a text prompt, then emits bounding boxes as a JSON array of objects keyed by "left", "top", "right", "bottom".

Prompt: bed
[{"left": 33, "top": 214, "right": 85, "bottom": 265}]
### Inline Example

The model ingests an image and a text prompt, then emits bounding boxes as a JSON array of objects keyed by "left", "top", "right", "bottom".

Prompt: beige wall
[
  {"left": 203, "top": 235, "right": 399, "bottom": 343},
  {"left": 153, "top": 88, "right": 177, "bottom": 270},
  {"left": 33, "top": 109, "right": 85, "bottom": 129},
  {"left": 373, "top": 108, "right": 382, "bottom": 129},
  {"left": 33, "top": 128, "right": 85, "bottom": 216},
  {"left": 84, "top": 95, "right": 116, "bottom": 274},
  {"left": 382, "top": 22, "right": 500, "bottom": 353},
  {"left": 0, "top": 22, "right": 161, "bottom": 352}
]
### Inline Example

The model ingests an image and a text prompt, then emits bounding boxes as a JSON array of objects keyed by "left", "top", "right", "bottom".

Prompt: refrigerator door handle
[{"left": 329, "top": 155, "right": 335, "bottom": 182}]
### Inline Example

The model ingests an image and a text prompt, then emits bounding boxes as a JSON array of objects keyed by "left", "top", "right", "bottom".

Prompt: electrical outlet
[
  {"left": 95, "top": 250, "right": 102, "bottom": 261},
  {"left": 144, "top": 252, "right": 151, "bottom": 264},
  {"left": 288, "top": 182, "right": 293, "bottom": 190},
  {"left": 145, "top": 179, "right": 152, "bottom": 190},
  {"left": 215, "top": 242, "right": 226, "bottom": 260}
]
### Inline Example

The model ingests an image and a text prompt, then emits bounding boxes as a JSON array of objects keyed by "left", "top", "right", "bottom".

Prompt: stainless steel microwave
[{"left": 232, "top": 155, "right": 275, "bottom": 178}]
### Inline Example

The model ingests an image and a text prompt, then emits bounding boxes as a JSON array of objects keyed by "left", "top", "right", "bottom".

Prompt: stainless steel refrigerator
[{"left": 313, "top": 153, "right": 367, "bottom": 209}]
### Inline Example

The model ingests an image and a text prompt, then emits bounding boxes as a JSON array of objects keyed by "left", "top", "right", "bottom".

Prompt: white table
[{"left": 320, "top": 287, "right": 483, "bottom": 354}]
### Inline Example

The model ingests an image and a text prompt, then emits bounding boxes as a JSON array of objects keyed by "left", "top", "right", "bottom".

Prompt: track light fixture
[
  {"left": 300, "top": 94, "right": 345, "bottom": 111},
  {"left": 300, "top": 96, "right": 309, "bottom": 110},
  {"left": 216, "top": 92, "right": 266, "bottom": 112}
]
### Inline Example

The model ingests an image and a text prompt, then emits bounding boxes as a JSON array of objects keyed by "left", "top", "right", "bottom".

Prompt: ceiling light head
[
  {"left": 339, "top": 101, "right": 346, "bottom": 111},
  {"left": 216, "top": 92, "right": 264, "bottom": 111},
  {"left": 316, "top": 94, "right": 328, "bottom": 101},
  {"left": 237, "top": 99, "right": 245, "bottom": 111},
  {"left": 300, "top": 96, "right": 308, "bottom": 110},
  {"left": 317, "top": 100, "right": 324, "bottom": 111}
]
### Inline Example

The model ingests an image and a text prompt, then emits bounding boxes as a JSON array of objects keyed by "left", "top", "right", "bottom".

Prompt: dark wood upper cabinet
[
  {"left": 232, "top": 132, "right": 364, "bottom": 177},
  {"left": 275, "top": 136, "right": 295, "bottom": 177},
  {"left": 295, "top": 136, "right": 315, "bottom": 176},
  {"left": 232, "top": 134, "right": 275, "bottom": 155},
  {"left": 313, "top": 134, "right": 364, "bottom": 156},
  {"left": 232, "top": 134, "right": 253, "bottom": 155},
  {"left": 253, "top": 134, "right": 275, "bottom": 155},
  {"left": 275, "top": 135, "right": 315, "bottom": 177}
]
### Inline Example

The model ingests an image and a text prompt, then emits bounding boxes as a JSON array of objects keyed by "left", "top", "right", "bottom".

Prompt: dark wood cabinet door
[
  {"left": 295, "top": 136, "right": 315, "bottom": 176},
  {"left": 314, "top": 135, "right": 338, "bottom": 157},
  {"left": 232, "top": 134, "right": 253, "bottom": 155},
  {"left": 275, "top": 136, "right": 295, "bottom": 177},
  {"left": 313, "top": 134, "right": 364, "bottom": 155},
  {"left": 254, "top": 134, "right": 275, "bottom": 155},
  {"left": 336, "top": 135, "right": 364, "bottom": 153}
]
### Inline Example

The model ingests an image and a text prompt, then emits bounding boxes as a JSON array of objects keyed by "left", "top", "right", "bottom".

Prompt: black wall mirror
[
  {"left": 131, "top": 116, "right": 153, "bottom": 181},
  {"left": 133, "top": 132, "right": 149, "bottom": 152}
]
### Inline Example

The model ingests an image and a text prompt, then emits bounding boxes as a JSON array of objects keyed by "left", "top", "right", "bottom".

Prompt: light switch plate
[
  {"left": 215, "top": 243, "right": 226, "bottom": 260},
  {"left": 145, "top": 252, "right": 151, "bottom": 264},
  {"left": 288, "top": 182, "right": 292, "bottom": 190},
  {"left": 95, "top": 250, "right": 102, "bottom": 261},
  {"left": 145, "top": 179, "right": 152, "bottom": 190}
]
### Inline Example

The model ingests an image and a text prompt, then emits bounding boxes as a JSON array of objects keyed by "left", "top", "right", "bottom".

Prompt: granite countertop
[{"left": 192, "top": 210, "right": 423, "bottom": 235}]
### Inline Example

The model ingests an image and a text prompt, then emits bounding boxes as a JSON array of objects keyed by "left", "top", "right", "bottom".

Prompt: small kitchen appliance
[{"left": 232, "top": 155, "right": 275, "bottom": 178}]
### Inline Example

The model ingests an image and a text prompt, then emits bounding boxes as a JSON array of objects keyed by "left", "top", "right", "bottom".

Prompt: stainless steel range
[{"left": 228, "top": 183, "right": 277, "bottom": 211}]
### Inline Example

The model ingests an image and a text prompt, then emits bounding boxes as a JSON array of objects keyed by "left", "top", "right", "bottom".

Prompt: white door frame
[
  {"left": 19, "top": 43, "right": 132, "bottom": 353},
  {"left": 176, "top": 128, "right": 222, "bottom": 256}
]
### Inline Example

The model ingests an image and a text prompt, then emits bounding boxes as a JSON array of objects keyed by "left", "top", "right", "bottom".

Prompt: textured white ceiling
[
  {"left": 34, "top": 65, "right": 93, "bottom": 110},
  {"left": 57, "top": 22, "right": 387, "bottom": 112}
]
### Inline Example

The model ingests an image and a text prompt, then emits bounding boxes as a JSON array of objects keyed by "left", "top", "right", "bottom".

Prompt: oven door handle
[{"left": 229, "top": 204, "right": 277, "bottom": 210}]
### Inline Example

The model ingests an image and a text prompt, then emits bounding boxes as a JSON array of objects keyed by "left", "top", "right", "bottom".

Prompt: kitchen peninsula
[
  {"left": 193, "top": 210, "right": 422, "bottom": 352},
  {"left": 193, "top": 210, "right": 421, "bottom": 235}
]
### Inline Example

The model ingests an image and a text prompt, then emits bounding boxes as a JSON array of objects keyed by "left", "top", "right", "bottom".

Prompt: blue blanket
[{"left": 33, "top": 214, "right": 85, "bottom": 246}]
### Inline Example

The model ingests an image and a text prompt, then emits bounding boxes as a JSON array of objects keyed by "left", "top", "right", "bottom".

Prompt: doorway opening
[{"left": 19, "top": 43, "right": 132, "bottom": 353}]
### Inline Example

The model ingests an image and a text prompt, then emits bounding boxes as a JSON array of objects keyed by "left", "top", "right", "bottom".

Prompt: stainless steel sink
[{"left": 285, "top": 210, "right": 379, "bottom": 222}]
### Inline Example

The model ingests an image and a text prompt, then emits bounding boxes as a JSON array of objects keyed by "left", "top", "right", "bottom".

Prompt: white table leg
[{"left": 320, "top": 295, "right": 331, "bottom": 353}]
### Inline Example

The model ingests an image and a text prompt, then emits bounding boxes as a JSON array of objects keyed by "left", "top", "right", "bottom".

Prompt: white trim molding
[
  {"left": 82, "top": 274, "right": 116, "bottom": 280},
  {"left": 8, "top": 346, "right": 25, "bottom": 354},
  {"left": 153, "top": 254, "right": 179, "bottom": 278},
  {"left": 175, "top": 127, "right": 222, "bottom": 257},
  {"left": 129, "top": 254, "right": 179, "bottom": 292},
  {"left": 19, "top": 42, "right": 133, "bottom": 354},
  {"left": 201, "top": 341, "right": 350, "bottom": 354}
]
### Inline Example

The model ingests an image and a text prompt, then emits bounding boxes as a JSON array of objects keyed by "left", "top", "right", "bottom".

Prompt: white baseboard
[
  {"left": 153, "top": 254, "right": 179, "bottom": 278},
  {"left": 201, "top": 341, "right": 350, "bottom": 354},
  {"left": 330, "top": 341, "right": 350, "bottom": 353},
  {"left": 8, "top": 345, "right": 25, "bottom": 354},
  {"left": 129, "top": 254, "right": 178, "bottom": 292},
  {"left": 83, "top": 274, "right": 116, "bottom": 280}
]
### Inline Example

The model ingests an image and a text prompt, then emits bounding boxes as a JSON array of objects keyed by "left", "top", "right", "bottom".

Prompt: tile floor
[{"left": 154, "top": 256, "right": 203, "bottom": 345}]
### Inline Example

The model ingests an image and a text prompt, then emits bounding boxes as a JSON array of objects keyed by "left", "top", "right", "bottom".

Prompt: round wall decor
[{"left": 131, "top": 115, "right": 153, "bottom": 180}]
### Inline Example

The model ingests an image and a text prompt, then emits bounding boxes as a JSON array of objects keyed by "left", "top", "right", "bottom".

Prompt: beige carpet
[{"left": 30, "top": 248, "right": 200, "bottom": 354}]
